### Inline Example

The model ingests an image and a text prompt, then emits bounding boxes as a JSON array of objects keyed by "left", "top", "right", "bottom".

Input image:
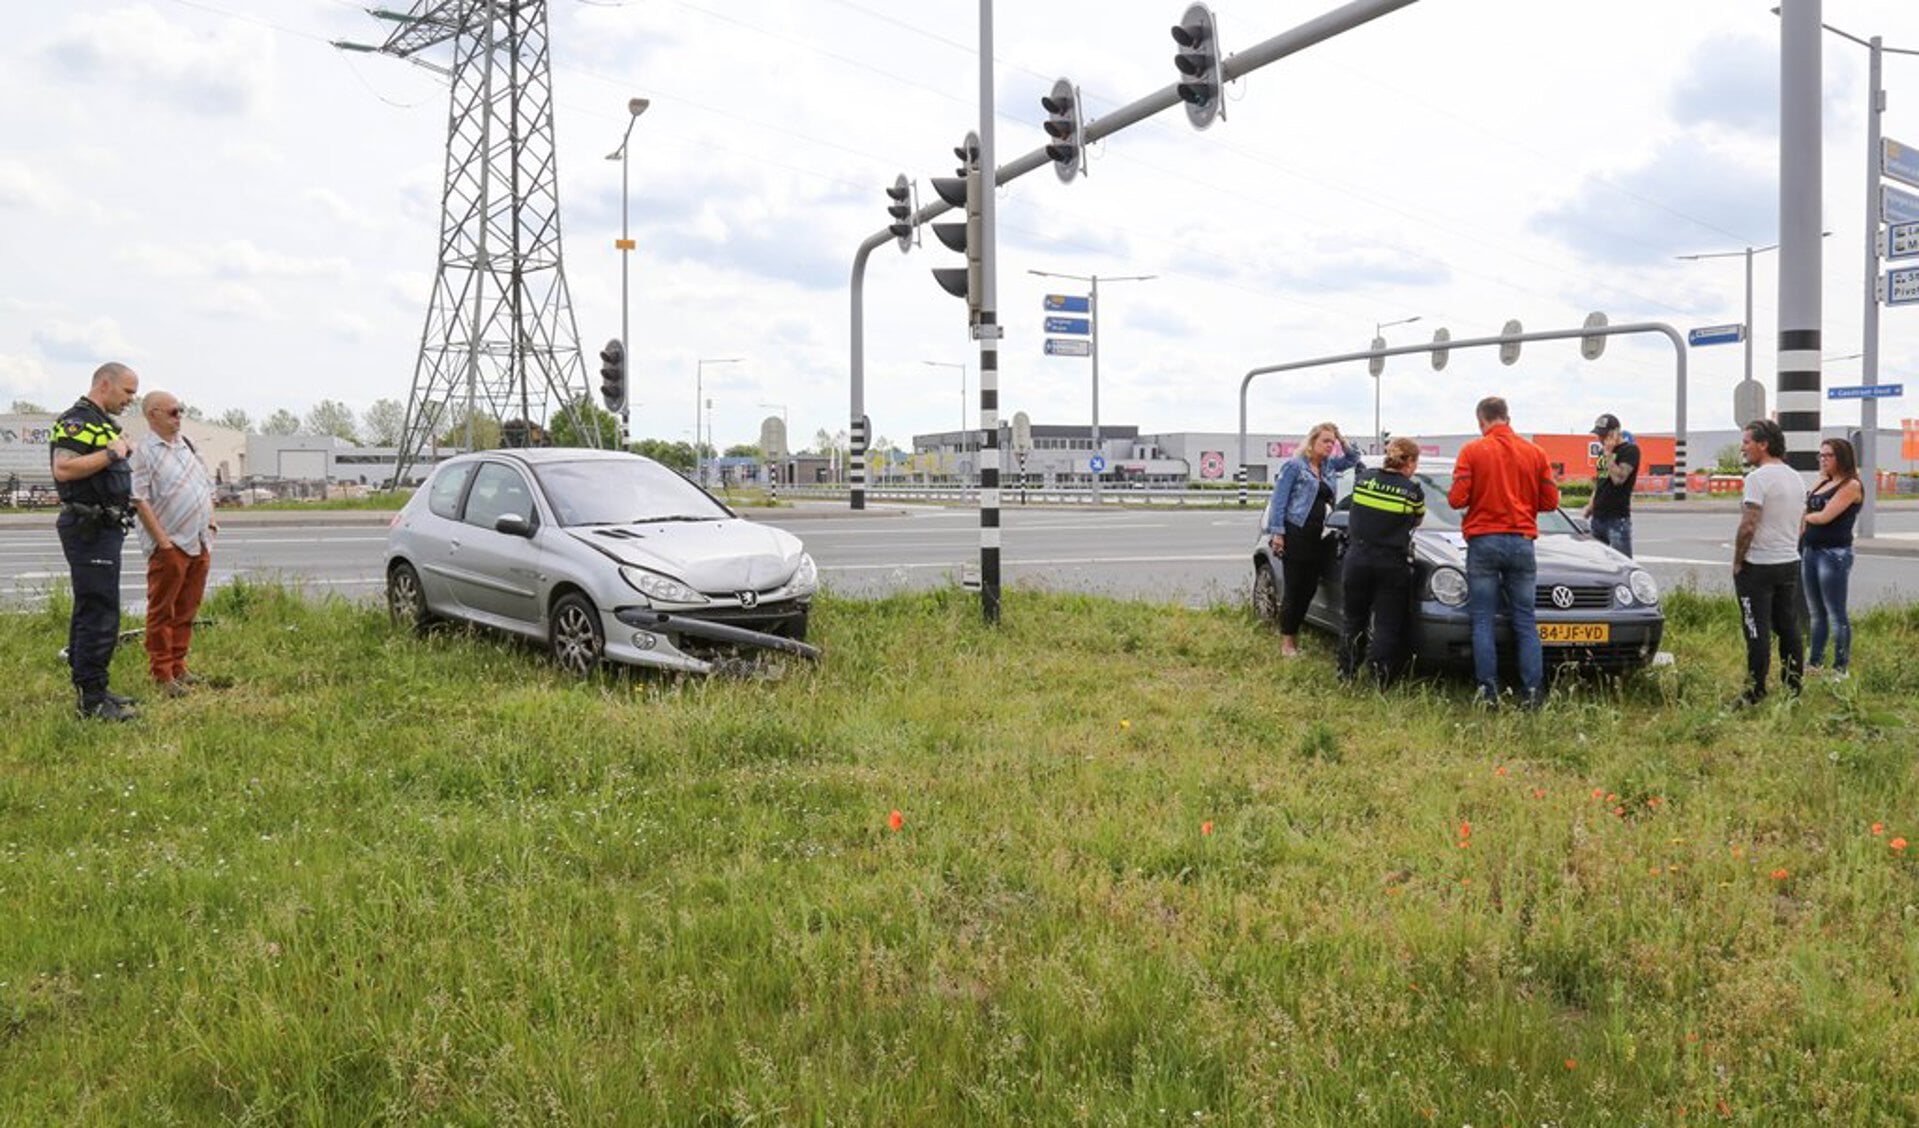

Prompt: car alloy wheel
[
  {"left": 1252, "top": 563, "right": 1282, "bottom": 627},
  {"left": 550, "top": 592, "right": 605, "bottom": 676},
  {"left": 387, "top": 562, "right": 434, "bottom": 631}
]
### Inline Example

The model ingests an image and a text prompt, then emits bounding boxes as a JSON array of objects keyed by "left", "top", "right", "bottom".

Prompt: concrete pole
[
  {"left": 1861, "top": 36, "right": 1884, "bottom": 536},
  {"left": 1778, "top": 0, "right": 1824, "bottom": 476},
  {"left": 1089, "top": 275, "right": 1101, "bottom": 506}
]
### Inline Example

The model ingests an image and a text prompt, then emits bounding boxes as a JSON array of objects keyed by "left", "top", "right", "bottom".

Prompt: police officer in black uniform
[
  {"left": 1338, "top": 436, "right": 1426, "bottom": 688},
  {"left": 51, "top": 362, "right": 142, "bottom": 721}
]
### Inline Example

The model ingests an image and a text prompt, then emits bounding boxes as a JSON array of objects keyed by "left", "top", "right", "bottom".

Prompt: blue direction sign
[
  {"left": 1885, "top": 138, "right": 1919, "bottom": 190},
  {"left": 1828, "top": 383, "right": 1904, "bottom": 400},
  {"left": 1044, "top": 337, "right": 1092, "bottom": 357},
  {"left": 1088, "top": 455, "right": 1107, "bottom": 473},
  {"left": 1887, "top": 220, "right": 1919, "bottom": 261},
  {"left": 1044, "top": 316, "right": 1091, "bottom": 335},
  {"left": 1687, "top": 323, "right": 1745, "bottom": 347},
  {"left": 1044, "top": 293, "right": 1091, "bottom": 313},
  {"left": 1889, "top": 265, "right": 1919, "bottom": 306},
  {"left": 1883, "top": 184, "right": 1919, "bottom": 225}
]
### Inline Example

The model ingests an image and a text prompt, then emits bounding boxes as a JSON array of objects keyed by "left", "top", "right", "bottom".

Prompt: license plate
[{"left": 1539, "top": 622, "right": 1609, "bottom": 644}]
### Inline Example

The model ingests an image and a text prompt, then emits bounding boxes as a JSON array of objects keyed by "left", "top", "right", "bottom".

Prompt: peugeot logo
[
  {"left": 737, "top": 590, "right": 759, "bottom": 608},
  {"left": 1550, "top": 585, "right": 1576, "bottom": 609}
]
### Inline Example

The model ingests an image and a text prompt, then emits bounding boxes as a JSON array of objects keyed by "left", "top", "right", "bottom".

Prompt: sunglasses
[{"left": 161, "top": 408, "right": 183, "bottom": 418}]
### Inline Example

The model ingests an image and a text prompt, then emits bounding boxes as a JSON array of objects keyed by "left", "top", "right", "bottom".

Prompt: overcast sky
[{"left": 4, "top": 0, "right": 1918, "bottom": 450}]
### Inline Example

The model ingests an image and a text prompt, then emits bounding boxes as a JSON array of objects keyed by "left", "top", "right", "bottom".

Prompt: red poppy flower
[{"left": 887, "top": 810, "right": 904, "bottom": 832}]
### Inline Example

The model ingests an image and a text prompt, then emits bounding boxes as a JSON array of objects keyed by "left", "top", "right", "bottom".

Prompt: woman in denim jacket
[
  {"left": 1262, "top": 422, "right": 1364, "bottom": 657},
  {"left": 1801, "top": 437, "right": 1862, "bottom": 677}
]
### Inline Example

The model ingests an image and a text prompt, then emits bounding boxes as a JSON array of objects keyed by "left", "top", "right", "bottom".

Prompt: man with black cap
[{"left": 1582, "top": 412, "right": 1639, "bottom": 557}]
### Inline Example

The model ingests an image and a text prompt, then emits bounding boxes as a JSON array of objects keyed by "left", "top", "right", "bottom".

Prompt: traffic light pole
[
  {"left": 974, "top": 0, "right": 1002, "bottom": 624},
  {"left": 846, "top": 0, "right": 1423, "bottom": 603}
]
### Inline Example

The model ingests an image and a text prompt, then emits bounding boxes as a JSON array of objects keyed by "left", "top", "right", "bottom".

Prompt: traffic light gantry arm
[{"left": 852, "top": 0, "right": 1422, "bottom": 256}]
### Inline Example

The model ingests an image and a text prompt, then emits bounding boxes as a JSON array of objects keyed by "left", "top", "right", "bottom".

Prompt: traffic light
[
  {"left": 930, "top": 132, "right": 982, "bottom": 317},
  {"left": 885, "top": 174, "right": 915, "bottom": 253},
  {"left": 1170, "top": 2, "right": 1224, "bottom": 130},
  {"left": 598, "top": 338, "right": 626, "bottom": 412},
  {"left": 1040, "top": 77, "right": 1084, "bottom": 183}
]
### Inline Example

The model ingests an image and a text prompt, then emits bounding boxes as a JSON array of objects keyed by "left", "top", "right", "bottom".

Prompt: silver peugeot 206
[{"left": 385, "top": 448, "right": 819, "bottom": 675}]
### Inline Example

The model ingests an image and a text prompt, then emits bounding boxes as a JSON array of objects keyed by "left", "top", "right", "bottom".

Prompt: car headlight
[
  {"left": 788, "top": 552, "right": 818, "bottom": 596},
  {"left": 1429, "top": 565, "right": 1468, "bottom": 607},
  {"left": 1629, "top": 569, "right": 1659, "bottom": 606},
  {"left": 619, "top": 566, "right": 709, "bottom": 606}
]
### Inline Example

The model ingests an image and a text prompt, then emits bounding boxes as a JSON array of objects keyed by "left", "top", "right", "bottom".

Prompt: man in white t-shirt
[{"left": 1732, "top": 419, "right": 1805, "bottom": 704}]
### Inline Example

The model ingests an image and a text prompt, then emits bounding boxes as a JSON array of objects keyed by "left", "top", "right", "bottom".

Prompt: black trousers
[
  {"left": 1340, "top": 545, "right": 1415, "bottom": 684},
  {"left": 1734, "top": 560, "right": 1804, "bottom": 698},
  {"left": 58, "top": 517, "right": 125, "bottom": 697},
  {"left": 1278, "top": 528, "right": 1329, "bottom": 637}
]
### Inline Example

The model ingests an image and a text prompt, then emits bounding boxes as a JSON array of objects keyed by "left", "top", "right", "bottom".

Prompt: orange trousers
[{"left": 145, "top": 545, "right": 211, "bottom": 682}]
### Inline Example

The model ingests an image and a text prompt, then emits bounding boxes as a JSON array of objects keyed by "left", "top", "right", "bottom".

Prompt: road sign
[
  {"left": 1886, "top": 138, "right": 1919, "bottom": 190},
  {"left": 1888, "top": 265, "right": 1919, "bottom": 306},
  {"left": 1044, "top": 293, "right": 1090, "bottom": 313},
  {"left": 1044, "top": 316, "right": 1090, "bottom": 335},
  {"left": 1828, "top": 383, "right": 1904, "bottom": 400},
  {"left": 1884, "top": 184, "right": 1919, "bottom": 225},
  {"left": 1088, "top": 455, "right": 1107, "bottom": 473},
  {"left": 1733, "top": 378, "right": 1766, "bottom": 425},
  {"left": 1888, "top": 221, "right": 1919, "bottom": 261},
  {"left": 1044, "top": 338, "right": 1091, "bottom": 357},
  {"left": 1580, "top": 310, "right": 1609, "bottom": 360},
  {"left": 1688, "top": 323, "right": 1746, "bottom": 347}
]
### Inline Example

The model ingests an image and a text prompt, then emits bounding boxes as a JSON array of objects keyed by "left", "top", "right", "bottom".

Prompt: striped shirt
[{"left": 131, "top": 433, "right": 215, "bottom": 556}]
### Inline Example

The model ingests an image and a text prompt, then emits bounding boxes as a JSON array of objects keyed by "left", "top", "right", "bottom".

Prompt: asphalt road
[{"left": 3, "top": 503, "right": 1917, "bottom": 612}]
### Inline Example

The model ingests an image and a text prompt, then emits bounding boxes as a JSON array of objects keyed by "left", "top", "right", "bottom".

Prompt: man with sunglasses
[{"left": 131, "top": 390, "right": 219, "bottom": 697}]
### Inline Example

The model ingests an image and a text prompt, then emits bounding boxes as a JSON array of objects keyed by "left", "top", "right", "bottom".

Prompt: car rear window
[{"left": 426, "top": 463, "right": 475, "bottom": 520}]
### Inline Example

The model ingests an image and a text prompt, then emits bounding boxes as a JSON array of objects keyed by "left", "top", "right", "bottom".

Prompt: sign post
[{"left": 1687, "top": 324, "right": 1746, "bottom": 347}]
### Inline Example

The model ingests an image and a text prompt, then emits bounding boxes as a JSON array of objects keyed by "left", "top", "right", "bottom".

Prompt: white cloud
[
  {"left": 0, "top": 353, "right": 59, "bottom": 403},
  {"left": 37, "top": 4, "right": 275, "bottom": 117},
  {"left": 192, "top": 283, "right": 272, "bottom": 320},
  {"left": 31, "top": 317, "right": 135, "bottom": 364}
]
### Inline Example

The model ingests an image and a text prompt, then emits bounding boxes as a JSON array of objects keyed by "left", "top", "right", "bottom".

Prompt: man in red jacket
[{"left": 1448, "top": 396, "right": 1561, "bottom": 709}]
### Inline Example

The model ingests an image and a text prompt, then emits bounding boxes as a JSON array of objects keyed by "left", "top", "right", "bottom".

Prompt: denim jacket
[{"left": 1261, "top": 442, "right": 1363, "bottom": 535}]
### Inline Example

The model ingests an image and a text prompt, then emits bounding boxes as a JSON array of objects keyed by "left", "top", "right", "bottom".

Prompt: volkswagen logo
[
  {"left": 737, "top": 590, "right": 759, "bottom": 608},
  {"left": 1550, "top": 585, "right": 1576, "bottom": 609}
]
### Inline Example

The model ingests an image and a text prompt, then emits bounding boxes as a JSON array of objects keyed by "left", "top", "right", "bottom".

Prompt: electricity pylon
[{"left": 347, "top": 0, "right": 599, "bottom": 485}]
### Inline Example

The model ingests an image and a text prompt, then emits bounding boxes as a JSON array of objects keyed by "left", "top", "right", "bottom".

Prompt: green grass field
[{"left": 4, "top": 582, "right": 1917, "bottom": 1123}]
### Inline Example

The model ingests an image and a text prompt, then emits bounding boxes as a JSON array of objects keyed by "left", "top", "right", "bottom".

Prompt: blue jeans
[
  {"left": 1801, "top": 546, "right": 1853, "bottom": 671},
  {"left": 1590, "top": 514, "right": 1633, "bottom": 558},
  {"left": 1466, "top": 534, "right": 1543, "bottom": 700}
]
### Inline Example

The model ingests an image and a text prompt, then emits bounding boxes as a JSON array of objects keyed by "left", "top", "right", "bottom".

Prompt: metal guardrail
[{"left": 775, "top": 484, "right": 1253, "bottom": 507}]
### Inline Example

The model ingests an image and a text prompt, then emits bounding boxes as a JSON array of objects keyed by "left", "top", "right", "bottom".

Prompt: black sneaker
[
  {"left": 103, "top": 689, "right": 140, "bottom": 707},
  {"left": 78, "top": 696, "right": 138, "bottom": 722}
]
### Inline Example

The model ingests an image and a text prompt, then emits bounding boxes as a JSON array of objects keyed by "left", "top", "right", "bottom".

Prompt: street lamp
[
  {"left": 921, "top": 360, "right": 967, "bottom": 441},
  {"left": 695, "top": 357, "right": 742, "bottom": 485},
  {"left": 605, "top": 96, "right": 650, "bottom": 449},
  {"left": 1674, "top": 243, "right": 1779, "bottom": 419},
  {"left": 1370, "top": 315, "right": 1421, "bottom": 454},
  {"left": 1027, "top": 269, "right": 1156, "bottom": 502}
]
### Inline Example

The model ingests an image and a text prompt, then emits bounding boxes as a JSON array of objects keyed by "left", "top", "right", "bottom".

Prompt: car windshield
[
  {"left": 532, "top": 458, "right": 733, "bottom": 527},
  {"left": 1335, "top": 469, "right": 1578, "bottom": 536}
]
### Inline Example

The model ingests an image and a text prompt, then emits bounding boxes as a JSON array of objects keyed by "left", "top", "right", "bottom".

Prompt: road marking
[
  {"left": 823, "top": 553, "right": 1245, "bottom": 572},
  {"left": 1635, "top": 554, "right": 1727, "bottom": 566}
]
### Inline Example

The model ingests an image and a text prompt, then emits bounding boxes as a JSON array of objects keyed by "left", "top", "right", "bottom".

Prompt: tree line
[{"left": 9, "top": 397, "right": 894, "bottom": 476}]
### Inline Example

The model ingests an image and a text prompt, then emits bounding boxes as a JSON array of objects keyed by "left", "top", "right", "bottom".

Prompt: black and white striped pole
[
  {"left": 973, "top": 0, "right": 1002, "bottom": 624},
  {"left": 1778, "top": 0, "right": 1824, "bottom": 475}
]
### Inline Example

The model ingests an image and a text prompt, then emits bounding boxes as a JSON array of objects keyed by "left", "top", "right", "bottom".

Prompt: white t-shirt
[{"left": 1741, "top": 461, "right": 1803, "bottom": 566}]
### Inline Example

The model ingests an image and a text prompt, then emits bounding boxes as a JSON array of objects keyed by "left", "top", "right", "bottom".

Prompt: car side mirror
[
  {"left": 1325, "top": 510, "right": 1351, "bottom": 532},
  {"left": 494, "top": 513, "right": 535, "bottom": 538},
  {"left": 1568, "top": 515, "right": 1592, "bottom": 537}
]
